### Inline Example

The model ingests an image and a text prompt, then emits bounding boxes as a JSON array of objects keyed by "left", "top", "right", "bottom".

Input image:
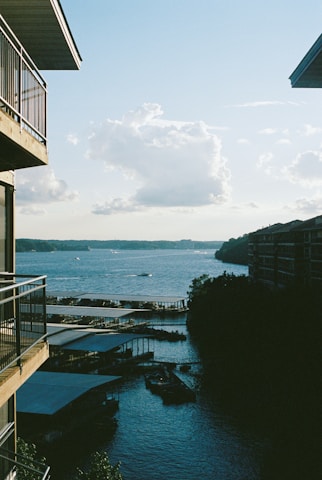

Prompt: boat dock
[{"left": 47, "top": 291, "right": 188, "bottom": 312}]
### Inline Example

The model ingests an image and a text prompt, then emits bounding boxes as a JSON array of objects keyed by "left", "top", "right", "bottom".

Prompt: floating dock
[{"left": 47, "top": 291, "right": 188, "bottom": 311}]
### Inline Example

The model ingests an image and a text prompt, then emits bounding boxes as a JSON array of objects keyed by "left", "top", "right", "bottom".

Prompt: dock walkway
[{"left": 47, "top": 291, "right": 188, "bottom": 311}]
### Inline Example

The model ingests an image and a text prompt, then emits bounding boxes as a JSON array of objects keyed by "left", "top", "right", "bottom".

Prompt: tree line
[
  {"left": 214, "top": 234, "right": 248, "bottom": 265},
  {"left": 187, "top": 273, "right": 320, "bottom": 479},
  {"left": 16, "top": 238, "right": 223, "bottom": 252}
]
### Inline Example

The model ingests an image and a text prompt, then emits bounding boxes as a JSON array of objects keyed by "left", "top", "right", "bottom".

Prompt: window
[
  {"left": 0, "top": 396, "right": 15, "bottom": 479},
  {"left": 0, "top": 182, "right": 13, "bottom": 273}
]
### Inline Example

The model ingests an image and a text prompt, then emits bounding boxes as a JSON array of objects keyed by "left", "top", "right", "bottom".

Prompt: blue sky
[{"left": 15, "top": 0, "right": 322, "bottom": 241}]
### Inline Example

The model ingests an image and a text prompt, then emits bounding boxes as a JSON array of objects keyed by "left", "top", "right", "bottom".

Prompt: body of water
[
  {"left": 16, "top": 248, "right": 247, "bottom": 296},
  {"left": 17, "top": 250, "right": 270, "bottom": 479}
]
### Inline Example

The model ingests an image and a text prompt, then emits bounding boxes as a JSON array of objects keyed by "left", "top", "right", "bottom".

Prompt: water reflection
[{"left": 104, "top": 376, "right": 266, "bottom": 480}]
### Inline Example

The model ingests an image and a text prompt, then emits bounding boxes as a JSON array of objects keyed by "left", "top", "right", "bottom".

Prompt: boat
[
  {"left": 145, "top": 369, "right": 171, "bottom": 393},
  {"left": 138, "top": 272, "right": 152, "bottom": 277},
  {"left": 145, "top": 367, "right": 195, "bottom": 404}
]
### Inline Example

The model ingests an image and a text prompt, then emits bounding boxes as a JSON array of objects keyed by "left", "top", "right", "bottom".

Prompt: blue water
[
  {"left": 16, "top": 249, "right": 247, "bottom": 296},
  {"left": 16, "top": 250, "right": 268, "bottom": 480}
]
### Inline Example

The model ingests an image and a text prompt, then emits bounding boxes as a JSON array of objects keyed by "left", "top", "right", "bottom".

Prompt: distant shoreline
[{"left": 16, "top": 238, "right": 223, "bottom": 253}]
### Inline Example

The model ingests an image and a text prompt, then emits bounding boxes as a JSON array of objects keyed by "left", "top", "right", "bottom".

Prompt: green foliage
[
  {"left": 187, "top": 273, "right": 320, "bottom": 429},
  {"left": 16, "top": 438, "right": 47, "bottom": 480},
  {"left": 187, "top": 273, "right": 321, "bottom": 478},
  {"left": 75, "top": 452, "right": 123, "bottom": 480},
  {"left": 215, "top": 234, "right": 248, "bottom": 265},
  {"left": 16, "top": 238, "right": 57, "bottom": 252},
  {"left": 16, "top": 238, "right": 223, "bottom": 252},
  {"left": 187, "top": 274, "right": 210, "bottom": 303}
]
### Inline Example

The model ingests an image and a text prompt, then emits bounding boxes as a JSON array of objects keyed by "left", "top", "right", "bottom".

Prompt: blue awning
[
  {"left": 17, "top": 371, "right": 121, "bottom": 416},
  {"left": 61, "top": 332, "right": 148, "bottom": 352}
]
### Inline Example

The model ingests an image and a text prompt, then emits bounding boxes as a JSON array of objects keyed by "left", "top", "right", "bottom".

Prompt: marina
[
  {"left": 45, "top": 323, "right": 154, "bottom": 374},
  {"left": 16, "top": 249, "right": 265, "bottom": 480},
  {"left": 47, "top": 291, "right": 188, "bottom": 312}
]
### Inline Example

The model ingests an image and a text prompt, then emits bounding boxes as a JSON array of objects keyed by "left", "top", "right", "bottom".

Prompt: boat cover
[{"left": 17, "top": 371, "right": 120, "bottom": 415}]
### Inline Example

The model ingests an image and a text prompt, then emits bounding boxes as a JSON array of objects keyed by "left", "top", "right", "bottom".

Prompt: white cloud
[
  {"left": 237, "top": 138, "right": 250, "bottom": 145},
  {"left": 257, "top": 152, "right": 274, "bottom": 171},
  {"left": 19, "top": 206, "right": 47, "bottom": 216},
  {"left": 228, "top": 100, "right": 302, "bottom": 108},
  {"left": 247, "top": 202, "right": 259, "bottom": 209},
  {"left": 258, "top": 128, "right": 277, "bottom": 135},
  {"left": 302, "top": 124, "right": 322, "bottom": 136},
  {"left": 283, "top": 150, "right": 322, "bottom": 187},
  {"left": 66, "top": 133, "right": 79, "bottom": 145},
  {"left": 16, "top": 167, "right": 79, "bottom": 206},
  {"left": 86, "top": 103, "right": 231, "bottom": 214},
  {"left": 284, "top": 196, "right": 322, "bottom": 215},
  {"left": 231, "top": 201, "right": 259, "bottom": 210},
  {"left": 92, "top": 198, "right": 142, "bottom": 215},
  {"left": 276, "top": 138, "right": 291, "bottom": 145}
]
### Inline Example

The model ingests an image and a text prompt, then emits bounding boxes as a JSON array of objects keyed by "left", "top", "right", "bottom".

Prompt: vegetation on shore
[
  {"left": 214, "top": 234, "right": 248, "bottom": 265},
  {"left": 16, "top": 238, "right": 223, "bottom": 252},
  {"left": 17, "top": 438, "right": 123, "bottom": 480},
  {"left": 75, "top": 452, "right": 123, "bottom": 480},
  {"left": 187, "top": 273, "right": 320, "bottom": 479},
  {"left": 17, "top": 438, "right": 48, "bottom": 480}
]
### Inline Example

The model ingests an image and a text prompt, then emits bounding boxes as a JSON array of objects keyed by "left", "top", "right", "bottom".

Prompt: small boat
[
  {"left": 138, "top": 272, "right": 152, "bottom": 277},
  {"left": 145, "top": 367, "right": 195, "bottom": 404},
  {"left": 145, "top": 369, "right": 171, "bottom": 393}
]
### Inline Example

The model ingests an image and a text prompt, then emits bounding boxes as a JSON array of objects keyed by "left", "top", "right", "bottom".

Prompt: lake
[{"left": 17, "top": 249, "right": 269, "bottom": 479}]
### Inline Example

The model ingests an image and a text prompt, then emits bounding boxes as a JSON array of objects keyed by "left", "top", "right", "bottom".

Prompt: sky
[{"left": 15, "top": 0, "right": 322, "bottom": 241}]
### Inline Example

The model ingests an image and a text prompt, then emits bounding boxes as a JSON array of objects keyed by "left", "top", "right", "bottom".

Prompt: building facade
[
  {"left": 248, "top": 215, "right": 322, "bottom": 289},
  {"left": 261, "top": 36, "right": 322, "bottom": 288},
  {"left": 0, "top": 1, "right": 81, "bottom": 477}
]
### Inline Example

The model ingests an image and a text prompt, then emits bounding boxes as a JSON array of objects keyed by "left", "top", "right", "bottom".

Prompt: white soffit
[{"left": 0, "top": 0, "right": 82, "bottom": 70}]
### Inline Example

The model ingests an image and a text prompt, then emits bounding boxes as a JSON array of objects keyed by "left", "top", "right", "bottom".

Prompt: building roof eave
[
  {"left": 0, "top": 0, "right": 82, "bottom": 70},
  {"left": 290, "top": 34, "right": 322, "bottom": 88}
]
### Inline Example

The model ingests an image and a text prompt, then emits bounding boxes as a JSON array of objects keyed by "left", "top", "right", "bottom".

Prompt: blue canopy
[{"left": 17, "top": 371, "right": 120, "bottom": 416}]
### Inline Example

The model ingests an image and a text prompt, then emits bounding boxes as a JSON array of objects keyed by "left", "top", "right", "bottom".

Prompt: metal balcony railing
[
  {"left": 0, "top": 274, "right": 47, "bottom": 374},
  {"left": 0, "top": 446, "right": 50, "bottom": 480},
  {"left": 0, "top": 14, "right": 47, "bottom": 145}
]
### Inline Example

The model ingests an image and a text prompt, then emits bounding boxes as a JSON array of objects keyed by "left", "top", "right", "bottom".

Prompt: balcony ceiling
[
  {"left": 290, "top": 34, "right": 322, "bottom": 88},
  {"left": 0, "top": 0, "right": 81, "bottom": 70}
]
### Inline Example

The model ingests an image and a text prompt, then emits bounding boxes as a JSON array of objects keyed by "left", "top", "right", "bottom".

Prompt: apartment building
[
  {"left": 0, "top": 1, "right": 81, "bottom": 478},
  {"left": 249, "top": 215, "right": 322, "bottom": 289},
  {"left": 248, "top": 37, "right": 322, "bottom": 289}
]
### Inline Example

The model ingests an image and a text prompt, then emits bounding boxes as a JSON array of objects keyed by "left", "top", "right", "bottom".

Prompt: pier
[{"left": 47, "top": 291, "right": 188, "bottom": 312}]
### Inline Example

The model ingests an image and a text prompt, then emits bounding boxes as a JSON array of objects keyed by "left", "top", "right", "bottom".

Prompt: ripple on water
[{"left": 103, "top": 375, "right": 265, "bottom": 480}]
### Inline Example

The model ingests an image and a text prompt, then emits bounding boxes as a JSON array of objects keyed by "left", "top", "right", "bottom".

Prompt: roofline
[
  {"left": 53, "top": 0, "right": 82, "bottom": 68},
  {"left": 289, "top": 34, "right": 322, "bottom": 88},
  {"left": 0, "top": 0, "right": 82, "bottom": 70}
]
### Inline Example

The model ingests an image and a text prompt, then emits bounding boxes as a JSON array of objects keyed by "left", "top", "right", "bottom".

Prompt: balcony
[
  {"left": 0, "top": 274, "right": 48, "bottom": 405},
  {"left": 0, "top": 444, "right": 50, "bottom": 479},
  {"left": 0, "top": 14, "right": 48, "bottom": 171}
]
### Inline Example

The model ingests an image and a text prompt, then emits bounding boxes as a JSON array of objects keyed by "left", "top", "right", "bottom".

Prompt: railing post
[
  {"left": 19, "top": 45, "right": 22, "bottom": 132},
  {"left": 15, "top": 286, "right": 22, "bottom": 370},
  {"left": 44, "top": 80, "right": 47, "bottom": 143},
  {"left": 42, "top": 276, "right": 47, "bottom": 334},
  {"left": 0, "top": 274, "right": 47, "bottom": 374}
]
